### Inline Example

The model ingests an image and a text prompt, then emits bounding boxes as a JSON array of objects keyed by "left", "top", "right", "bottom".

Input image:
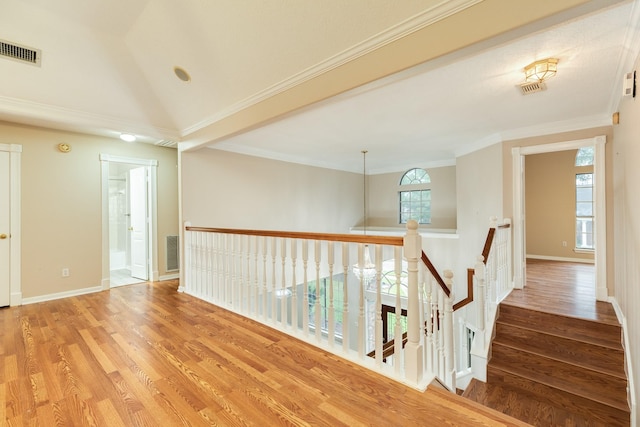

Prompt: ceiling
[{"left": 1, "top": 0, "right": 639, "bottom": 173}]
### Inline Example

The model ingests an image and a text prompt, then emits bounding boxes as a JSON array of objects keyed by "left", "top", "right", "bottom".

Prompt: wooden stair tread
[
  {"left": 494, "top": 322, "right": 626, "bottom": 378},
  {"left": 466, "top": 374, "right": 630, "bottom": 427},
  {"left": 498, "top": 304, "right": 622, "bottom": 349},
  {"left": 490, "top": 343, "right": 628, "bottom": 411}
]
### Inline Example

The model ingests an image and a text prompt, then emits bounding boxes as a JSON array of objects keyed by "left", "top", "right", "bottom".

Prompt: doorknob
[
  {"left": 0, "top": 234, "right": 7, "bottom": 239},
  {"left": 128, "top": 227, "right": 134, "bottom": 231}
]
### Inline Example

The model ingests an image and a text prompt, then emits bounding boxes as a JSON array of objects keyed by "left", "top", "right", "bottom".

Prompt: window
[
  {"left": 399, "top": 168, "right": 431, "bottom": 224},
  {"left": 576, "top": 173, "right": 594, "bottom": 250}
]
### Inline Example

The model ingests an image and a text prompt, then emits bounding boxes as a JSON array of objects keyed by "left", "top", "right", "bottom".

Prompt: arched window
[
  {"left": 399, "top": 168, "right": 431, "bottom": 224},
  {"left": 575, "top": 146, "right": 594, "bottom": 166}
]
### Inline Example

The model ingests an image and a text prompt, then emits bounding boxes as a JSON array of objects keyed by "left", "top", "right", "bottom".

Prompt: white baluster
[
  {"left": 443, "top": 270, "right": 455, "bottom": 391},
  {"left": 341, "top": 242, "right": 349, "bottom": 353},
  {"left": 262, "top": 236, "right": 268, "bottom": 320},
  {"left": 271, "top": 237, "right": 277, "bottom": 325},
  {"left": 280, "top": 238, "right": 287, "bottom": 328},
  {"left": 475, "top": 255, "right": 486, "bottom": 333},
  {"left": 302, "top": 240, "right": 309, "bottom": 336},
  {"left": 244, "top": 235, "right": 250, "bottom": 313},
  {"left": 394, "top": 246, "right": 403, "bottom": 375},
  {"left": 327, "top": 242, "right": 335, "bottom": 347},
  {"left": 374, "top": 244, "right": 383, "bottom": 368},
  {"left": 184, "top": 225, "right": 192, "bottom": 293},
  {"left": 314, "top": 240, "right": 322, "bottom": 342},
  {"left": 438, "top": 286, "right": 445, "bottom": 380},
  {"left": 291, "top": 239, "right": 298, "bottom": 331},
  {"left": 205, "top": 233, "right": 213, "bottom": 302},
  {"left": 425, "top": 273, "right": 434, "bottom": 375},
  {"left": 253, "top": 235, "right": 259, "bottom": 317},
  {"left": 357, "top": 243, "right": 365, "bottom": 358}
]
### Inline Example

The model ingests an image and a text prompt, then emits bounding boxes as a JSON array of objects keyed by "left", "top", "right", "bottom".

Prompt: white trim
[
  {"left": 181, "top": 0, "right": 483, "bottom": 138},
  {"left": 100, "top": 154, "right": 159, "bottom": 290},
  {"left": 609, "top": 297, "right": 637, "bottom": 425},
  {"left": 159, "top": 273, "right": 180, "bottom": 281},
  {"left": 21, "top": 285, "right": 103, "bottom": 305},
  {"left": 526, "top": 254, "right": 594, "bottom": 264},
  {"left": 512, "top": 135, "right": 608, "bottom": 300}
]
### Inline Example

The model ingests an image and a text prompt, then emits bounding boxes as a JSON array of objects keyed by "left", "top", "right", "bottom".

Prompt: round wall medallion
[{"left": 58, "top": 143, "right": 71, "bottom": 153}]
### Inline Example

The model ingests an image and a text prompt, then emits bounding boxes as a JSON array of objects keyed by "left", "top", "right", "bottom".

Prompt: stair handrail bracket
[{"left": 182, "top": 221, "right": 461, "bottom": 392}]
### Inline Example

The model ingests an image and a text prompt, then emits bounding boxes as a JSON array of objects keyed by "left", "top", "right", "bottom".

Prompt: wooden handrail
[
  {"left": 453, "top": 268, "right": 474, "bottom": 311},
  {"left": 185, "top": 226, "right": 404, "bottom": 246},
  {"left": 458, "top": 221, "right": 511, "bottom": 311},
  {"left": 421, "top": 251, "right": 450, "bottom": 297}
]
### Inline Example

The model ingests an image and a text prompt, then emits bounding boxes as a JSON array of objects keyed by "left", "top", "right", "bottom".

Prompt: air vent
[
  {"left": 0, "top": 39, "right": 41, "bottom": 66},
  {"left": 155, "top": 140, "right": 177, "bottom": 148},
  {"left": 166, "top": 235, "right": 179, "bottom": 271},
  {"left": 518, "top": 81, "right": 546, "bottom": 95}
]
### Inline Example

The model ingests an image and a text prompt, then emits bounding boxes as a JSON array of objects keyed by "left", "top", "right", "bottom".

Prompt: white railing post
[
  {"left": 341, "top": 242, "right": 349, "bottom": 354},
  {"left": 183, "top": 222, "right": 191, "bottom": 293},
  {"left": 403, "top": 220, "right": 424, "bottom": 385},
  {"left": 443, "top": 270, "right": 455, "bottom": 391}
]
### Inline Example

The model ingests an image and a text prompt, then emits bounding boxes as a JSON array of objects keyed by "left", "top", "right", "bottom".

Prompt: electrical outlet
[
  {"left": 62, "top": 268, "right": 69, "bottom": 277},
  {"left": 562, "top": 241, "right": 567, "bottom": 247}
]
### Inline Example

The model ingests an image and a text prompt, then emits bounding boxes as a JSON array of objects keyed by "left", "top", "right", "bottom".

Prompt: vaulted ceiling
[{"left": 1, "top": 0, "right": 638, "bottom": 173}]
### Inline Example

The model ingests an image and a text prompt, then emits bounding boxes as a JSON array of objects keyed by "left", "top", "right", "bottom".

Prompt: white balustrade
[{"left": 182, "top": 222, "right": 457, "bottom": 390}]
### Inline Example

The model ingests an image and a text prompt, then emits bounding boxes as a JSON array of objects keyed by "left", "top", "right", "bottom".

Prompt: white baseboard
[
  {"left": 21, "top": 285, "right": 103, "bottom": 305},
  {"left": 609, "top": 297, "right": 636, "bottom": 425},
  {"left": 526, "top": 254, "right": 595, "bottom": 264},
  {"left": 10, "top": 291, "right": 22, "bottom": 306},
  {"left": 159, "top": 273, "right": 179, "bottom": 281}
]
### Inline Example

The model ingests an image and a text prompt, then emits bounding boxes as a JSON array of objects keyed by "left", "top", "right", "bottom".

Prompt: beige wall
[
  {"left": 0, "top": 121, "right": 178, "bottom": 299},
  {"left": 180, "top": 148, "right": 362, "bottom": 233},
  {"left": 525, "top": 150, "right": 594, "bottom": 261},
  {"left": 367, "top": 166, "right": 456, "bottom": 230},
  {"left": 612, "top": 57, "right": 640, "bottom": 422}
]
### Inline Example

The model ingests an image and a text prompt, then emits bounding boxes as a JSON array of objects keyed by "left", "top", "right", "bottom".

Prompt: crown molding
[
  {"left": 181, "top": 0, "right": 484, "bottom": 137},
  {"left": 0, "top": 95, "right": 180, "bottom": 142}
]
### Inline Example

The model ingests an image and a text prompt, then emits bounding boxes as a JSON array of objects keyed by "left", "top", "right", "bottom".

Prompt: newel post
[
  {"left": 443, "top": 270, "right": 455, "bottom": 391},
  {"left": 404, "top": 220, "right": 424, "bottom": 385},
  {"left": 475, "top": 255, "right": 486, "bottom": 333}
]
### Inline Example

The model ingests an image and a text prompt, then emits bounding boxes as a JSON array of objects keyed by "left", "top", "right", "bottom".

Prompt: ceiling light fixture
[
  {"left": 524, "top": 58, "right": 558, "bottom": 82},
  {"left": 353, "top": 150, "right": 376, "bottom": 285},
  {"left": 119, "top": 133, "right": 136, "bottom": 142}
]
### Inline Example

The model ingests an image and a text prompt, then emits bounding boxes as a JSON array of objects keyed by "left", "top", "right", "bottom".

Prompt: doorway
[
  {"left": 100, "top": 154, "right": 158, "bottom": 289},
  {"left": 0, "top": 143, "right": 21, "bottom": 306},
  {"left": 512, "top": 135, "right": 607, "bottom": 301}
]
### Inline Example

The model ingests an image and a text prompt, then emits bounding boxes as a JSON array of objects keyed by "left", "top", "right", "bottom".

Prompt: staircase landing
[{"left": 463, "top": 259, "right": 629, "bottom": 426}]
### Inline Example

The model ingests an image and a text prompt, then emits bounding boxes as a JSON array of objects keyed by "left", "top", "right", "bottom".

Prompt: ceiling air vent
[
  {"left": 155, "top": 140, "right": 177, "bottom": 148},
  {"left": 518, "top": 81, "right": 546, "bottom": 95},
  {"left": 0, "top": 39, "right": 41, "bottom": 66}
]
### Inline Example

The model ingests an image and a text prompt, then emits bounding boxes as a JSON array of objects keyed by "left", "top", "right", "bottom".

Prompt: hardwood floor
[
  {"left": 504, "top": 258, "right": 618, "bottom": 324},
  {"left": 1, "top": 280, "right": 527, "bottom": 426},
  {"left": 463, "top": 259, "right": 629, "bottom": 426}
]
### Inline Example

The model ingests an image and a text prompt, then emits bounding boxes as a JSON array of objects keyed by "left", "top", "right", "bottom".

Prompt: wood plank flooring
[
  {"left": 1, "top": 280, "right": 527, "bottom": 426},
  {"left": 504, "top": 258, "right": 617, "bottom": 324}
]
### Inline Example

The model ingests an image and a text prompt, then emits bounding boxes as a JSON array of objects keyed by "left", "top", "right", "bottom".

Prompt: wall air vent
[
  {"left": 166, "top": 235, "right": 179, "bottom": 271},
  {"left": 518, "top": 81, "right": 546, "bottom": 95},
  {"left": 0, "top": 39, "right": 41, "bottom": 66}
]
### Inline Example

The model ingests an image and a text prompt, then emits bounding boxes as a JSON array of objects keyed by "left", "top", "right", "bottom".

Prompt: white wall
[
  {"left": 181, "top": 148, "right": 363, "bottom": 233},
  {"left": 612, "top": 61, "right": 640, "bottom": 422}
]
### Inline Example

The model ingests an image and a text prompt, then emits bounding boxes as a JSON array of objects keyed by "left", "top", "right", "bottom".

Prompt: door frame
[
  {"left": 512, "top": 135, "right": 607, "bottom": 300},
  {"left": 0, "top": 143, "right": 22, "bottom": 306},
  {"left": 100, "top": 154, "right": 158, "bottom": 289}
]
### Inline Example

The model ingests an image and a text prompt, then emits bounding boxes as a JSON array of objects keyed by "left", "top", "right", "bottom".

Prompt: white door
[
  {"left": 0, "top": 151, "right": 11, "bottom": 306},
  {"left": 129, "top": 167, "right": 148, "bottom": 280}
]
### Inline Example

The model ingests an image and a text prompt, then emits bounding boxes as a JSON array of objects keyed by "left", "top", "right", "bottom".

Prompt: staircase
[{"left": 463, "top": 303, "right": 630, "bottom": 426}]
